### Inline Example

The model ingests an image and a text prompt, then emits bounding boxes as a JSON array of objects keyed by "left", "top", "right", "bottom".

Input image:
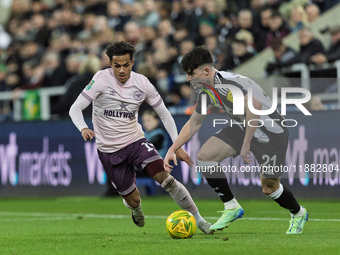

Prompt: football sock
[
  {"left": 161, "top": 175, "right": 198, "bottom": 215},
  {"left": 223, "top": 197, "right": 241, "bottom": 210},
  {"left": 267, "top": 184, "right": 301, "bottom": 214},
  {"left": 197, "top": 160, "right": 235, "bottom": 203},
  {"left": 193, "top": 211, "right": 204, "bottom": 223},
  {"left": 292, "top": 206, "right": 305, "bottom": 217}
]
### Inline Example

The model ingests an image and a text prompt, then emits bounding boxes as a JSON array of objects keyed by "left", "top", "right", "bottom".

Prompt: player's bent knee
[
  {"left": 144, "top": 159, "right": 165, "bottom": 178},
  {"left": 197, "top": 149, "right": 210, "bottom": 161},
  {"left": 153, "top": 170, "right": 169, "bottom": 184},
  {"left": 262, "top": 185, "right": 277, "bottom": 196}
]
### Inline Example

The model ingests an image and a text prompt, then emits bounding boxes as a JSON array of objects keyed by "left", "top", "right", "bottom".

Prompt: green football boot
[
  {"left": 210, "top": 206, "right": 244, "bottom": 231},
  {"left": 286, "top": 207, "right": 308, "bottom": 234}
]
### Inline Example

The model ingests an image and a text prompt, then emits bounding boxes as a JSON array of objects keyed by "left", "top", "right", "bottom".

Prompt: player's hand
[
  {"left": 175, "top": 147, "right": 193, "bottom": 167},
  {"left": 164, "top": 148, "right": 177, "bottom": 173},
  {"left": 81, "top": 128, "right": 95, "bottom": 141},
  {"left": 240, "top": 143, "right": 251, "bottom": 164}
]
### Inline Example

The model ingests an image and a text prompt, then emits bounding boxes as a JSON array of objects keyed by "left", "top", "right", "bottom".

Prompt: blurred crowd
[{"left": 0, "top": 0, "right": 339, "bottom": 121}]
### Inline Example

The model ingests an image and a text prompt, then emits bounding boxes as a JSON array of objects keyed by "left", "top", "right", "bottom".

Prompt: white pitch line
[{"left": 0, "top": 212, "right": 339, "bottom": 222}]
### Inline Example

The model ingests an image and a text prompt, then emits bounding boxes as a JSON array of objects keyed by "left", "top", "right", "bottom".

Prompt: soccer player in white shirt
[
  {"left": 69, "top": 41, "right": 212, "bottom": 234},
  {"left": 164, "top": 46, "right": 308, "bottom": 234}
]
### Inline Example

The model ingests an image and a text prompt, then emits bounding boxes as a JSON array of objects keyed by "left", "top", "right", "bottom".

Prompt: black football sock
[
  {"left": 197, "top": 160, "right": 235, "bottom": 202},
  {"left": 268, "top": 184, "right": 301, "bottom": 214}
]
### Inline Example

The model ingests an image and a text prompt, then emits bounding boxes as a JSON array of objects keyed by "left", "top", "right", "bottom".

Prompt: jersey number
[
  {"left": 262, "top": 154, "right": 277, "bottom": 167},
  {"left": 142, "top": 142, "right": 154, "bottom": 152}
]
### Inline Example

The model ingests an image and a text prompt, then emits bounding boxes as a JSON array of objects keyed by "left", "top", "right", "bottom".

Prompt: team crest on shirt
[
  {"left": 133, "top": 90, "right": 145, "bottom": 101},
  {"left": 86, "top": 80, "right": 95, "bottom": 90},
  {"left": 227, "top": 90, "right": 233, "bottom": 102}
]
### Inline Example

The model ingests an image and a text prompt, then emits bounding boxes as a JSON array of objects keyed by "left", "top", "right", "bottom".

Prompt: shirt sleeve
[
  {"left": 144, "top": 78, "right": 163, "bottom": 108},
  {"left": 69, "top": 93, "right": 92, "bottom": 132},
  {"left": 80, "top": 71, "right": 106, "bottom": 102},
  {"left": 153, "top": 101, "right": 178, "bottom": 143}
]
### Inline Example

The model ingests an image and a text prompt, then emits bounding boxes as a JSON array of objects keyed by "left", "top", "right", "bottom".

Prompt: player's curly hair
[
  {"left": 181, "top": 46, "right": 213, "bottom": 75},
  {"left": 105, "top": 41, "right": 136, "bottom": 61}
]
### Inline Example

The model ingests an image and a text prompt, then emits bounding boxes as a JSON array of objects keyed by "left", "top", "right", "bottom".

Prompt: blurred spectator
[
  {"left": 143, "top": 0, "right": 160, "bottom": 28},
  {"left": 277, "top": 27, "right": 325, "bottom": 67},
  {"left": 157, "top": 19, "right": 174, "bottom": 44},
  {"left": 205, "top": 35, "right": 225, "bottom": 67},
  {"left": 297, "top": 27, "right": 325, "bottom": 64},
  {"left": 237, "top": 8, "right": 261, "bottom": 43},
  {"left": 52, "top": 55, "right": 100, "bottom": 117},
  {"left": 19, "top": 61, "right": 45, "bottom": 90},
  {"left": 124, "top": 21, "right": 141, "bottom": 47},
  {"left": 305, "top": 4, "right": 320, "bottom": 22},
  {"left": 304, "top": 95, "right": 325, "bottom": 111},
  {"left": 0, "top": 67, "right": 12, "bottom": 122},
  {"left": 76, "top": 12, "right": 96, "bottom": 40},
  {"left": 106, "top": 0, "right": 131, "bottom": 32},
  {"left": 172, "top": 39, "right": 195, "bottom": 85},
  {"left": 196, "top": 19, "right": 215, "bottom": 45},
  {"left": 221, "top": 38, "right": 255, "bottom": 71},
  {"left": 265, "top": 11, "right": 290, "bottom": 48},
  {"left": 310, "top": 24, "right": 340, "bottom": 65},
  {"left": 310, "top": 0, "right": 339, "bottom": 13},
  {"left": 250, "top": 0, "right": 266, "bottom": 14},
  {"left": 141, "top": 109, "right": 169, "bottom": 158},
  {"left": 43, "top": 54, "right": 82, "bottom": 87},
  {"left": 235, "top": 29, "right": 257, "bottom": 54},
  {"left": 160, "top": 1, "right": 172, "bottom": 20},
  {"left": 40, "top": 52, "right": 60, "bottom": 86},
  {"left": 237, "top": 9, "right": 254, "bottom": 32},
  {"left": 0, "top": 25, "right": 12, "bottom": 49},
  {"left": 215, "top": 10, "right": 238, "bottom": 44},
  {"left": 178, "top": 83, "right": 191, "bottom": 106},
  {"left": 255, "top": 6, "right": 273, "bottom": 51},
  {"left": 137, "top": 62, "right": 164, "bottom": 114},
  {"left": 265, "top": 38, "right": 298, "bottom": 76},
  {"left": 172, "top": 24, "right": 189, "bottom": 47},
  {"left": 289, "top": 5, "right": 308, "bottom": 33},
  {"left": 130, "top": 1, "right": 147, "bottom": 27}
]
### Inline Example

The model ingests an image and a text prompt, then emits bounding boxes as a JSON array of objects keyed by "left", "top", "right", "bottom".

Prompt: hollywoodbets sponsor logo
[{"left": 103, "top": 109, "right": 136, "bottom": 119}]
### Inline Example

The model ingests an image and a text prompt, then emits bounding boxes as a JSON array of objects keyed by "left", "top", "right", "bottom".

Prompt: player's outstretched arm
[
  {"left": 241, "top": 94, "right": 262, "bottom": 164},
  {"left": 164, "top": 111, "right": 205, "bottom": 172},
  {"left": 153, "top": 101, "right": 192, "bottom": 167},
  {"left": 153, "top": 101, "right": 178, "bottom": 143}
]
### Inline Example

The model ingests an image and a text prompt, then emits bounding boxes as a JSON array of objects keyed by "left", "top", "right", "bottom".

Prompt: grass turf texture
[{"left": 1, "top": 197, "right": 339, "bottom": 255}]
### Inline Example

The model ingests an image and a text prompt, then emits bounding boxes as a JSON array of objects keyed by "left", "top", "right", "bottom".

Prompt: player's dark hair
[
  {"left": 105, "top": 41, "right": 135, "bottom": 62},
  {"left": 181, "top": 46, "right": 213, "bottom": 75}
]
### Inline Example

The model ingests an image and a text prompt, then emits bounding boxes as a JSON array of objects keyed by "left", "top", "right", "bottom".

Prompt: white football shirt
[{"left": 81, "top": 68, "right": 163, "bottom": 153}]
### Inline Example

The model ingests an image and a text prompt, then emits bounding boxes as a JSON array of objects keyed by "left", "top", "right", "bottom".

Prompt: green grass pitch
[{"left": 1, "top": 197, "right": 339, "bottom": 255}]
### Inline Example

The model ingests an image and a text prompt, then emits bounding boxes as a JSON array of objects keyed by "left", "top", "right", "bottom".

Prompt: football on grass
[{"left": 166, "top": 210, "right": 196, "bottom": 239}]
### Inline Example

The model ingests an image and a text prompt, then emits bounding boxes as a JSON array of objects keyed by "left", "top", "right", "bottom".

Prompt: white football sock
[
  {"left": 292, "top": 206, "right": 305, "bottom": 217},
  {"left": 193, "top": 211, "right": 204, "bottom": 224},
  {"left": 224, "top": 197, "right": 241, "bottom": 210},
  {"left": 161, "top": 175, "right": 198, "bottom": 215}
]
